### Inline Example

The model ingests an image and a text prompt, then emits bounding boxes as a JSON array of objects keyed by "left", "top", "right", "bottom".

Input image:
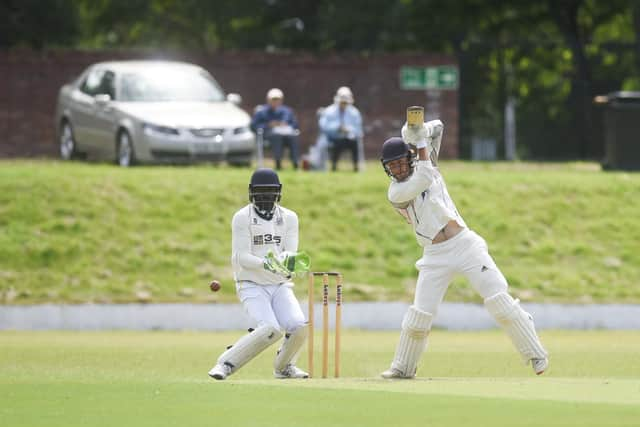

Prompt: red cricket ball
[{"left": 209, "top": 280, "right": 221, "bottom": 292}]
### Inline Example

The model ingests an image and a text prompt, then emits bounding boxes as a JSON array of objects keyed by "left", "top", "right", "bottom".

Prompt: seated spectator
[
  {"left": 318, "top": 87, "right": 363, "bottom": 172},
  {"left": 251, "top": 88, "right": 300, "bottom": 170}
]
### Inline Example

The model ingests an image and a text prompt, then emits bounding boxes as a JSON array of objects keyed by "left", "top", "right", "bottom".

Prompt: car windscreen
[{"left": 119, "top": 68, "right": 226, "bottom": 102}]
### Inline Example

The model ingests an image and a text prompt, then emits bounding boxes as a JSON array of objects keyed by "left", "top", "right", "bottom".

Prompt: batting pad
[
  {"left": 218, "top": 325, "right": 283, "bottom": 372},
  {"left": 484, "top": 292, "right": 548, "bottom": 362},
  {"left": 390, "top": 305, "right": 433, "bottom": 377},
  {"left": 273, "top": 324, "right": 308, "bottom": 372}
]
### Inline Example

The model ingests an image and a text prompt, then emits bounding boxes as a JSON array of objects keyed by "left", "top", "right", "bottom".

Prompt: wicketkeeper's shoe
[
  {"left": 380, "top": 368, "right": 415, "bottom": 379},
  {"left": 208, "top": 363, "right": 232, "bottom": 380},
  {"left": 531, "top": 358, "right": 549, "bottom": 375},
  {"left": 274, "top": 364, "right": 309, "bottom": 379}
]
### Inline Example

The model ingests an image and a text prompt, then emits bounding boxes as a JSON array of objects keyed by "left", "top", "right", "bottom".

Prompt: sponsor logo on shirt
[{"left": 253, "top": 234, "right": 281, "bottom": 245}]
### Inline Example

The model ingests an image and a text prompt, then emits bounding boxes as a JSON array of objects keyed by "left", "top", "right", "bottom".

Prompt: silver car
[{"left": 55, "top": 60, "right": 255, "bottom": 166}]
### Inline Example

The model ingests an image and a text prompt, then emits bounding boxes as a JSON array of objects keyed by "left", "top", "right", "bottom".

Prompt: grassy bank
[{"left": 1, "top": 160, "right": 639, "bottom": 304}]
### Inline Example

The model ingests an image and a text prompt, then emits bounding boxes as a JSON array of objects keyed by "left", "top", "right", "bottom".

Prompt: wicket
[{"left": 307, "top": 272, "right": 342, "bottom": 378}]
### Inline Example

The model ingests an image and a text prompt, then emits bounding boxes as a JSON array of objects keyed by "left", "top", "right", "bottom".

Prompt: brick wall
[{"left": 0, "top": 49, "right": 459, "bottom": 159}]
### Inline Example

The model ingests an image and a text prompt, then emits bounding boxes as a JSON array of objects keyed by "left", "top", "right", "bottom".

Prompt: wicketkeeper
[
  {"left": 209, "top": 168, "right": 309, "bottom": 380},
  {"left": 379, "top": 108, "right": 548, "bottom": 378}
]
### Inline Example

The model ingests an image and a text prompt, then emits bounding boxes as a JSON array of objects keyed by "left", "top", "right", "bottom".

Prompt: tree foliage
[{"left": 0, "top": 0, "right": 80, "bottom": 48}]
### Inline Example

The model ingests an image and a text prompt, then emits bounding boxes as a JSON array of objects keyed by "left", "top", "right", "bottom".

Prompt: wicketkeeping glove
[
  {"left": 278, "top": 251, "right": 311, "bottom": 276},
  {"left": 264, "top": 251, "right": 292, "bottom": 279},
  {"left": 264, "top": 251, "right": 311, "bottom": 279}
]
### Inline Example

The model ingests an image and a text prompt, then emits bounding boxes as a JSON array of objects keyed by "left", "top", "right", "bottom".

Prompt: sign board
[{"left": 400, "top": 66, "right": 459, "bottom": 90}]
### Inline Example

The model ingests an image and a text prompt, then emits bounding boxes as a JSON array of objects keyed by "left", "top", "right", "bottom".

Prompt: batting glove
[{"left": 401, "top": 120, "right": 444, "bottom": 149}]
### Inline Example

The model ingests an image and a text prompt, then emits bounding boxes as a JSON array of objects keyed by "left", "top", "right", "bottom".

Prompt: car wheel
[
  {"left": 117, "top": 131, "right": 136, "bottom": 167},
  {"left": 60, "top": 121, "right": 77, "bottom": 160}
]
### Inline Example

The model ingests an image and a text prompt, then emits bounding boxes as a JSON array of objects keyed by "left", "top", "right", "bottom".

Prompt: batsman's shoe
[
  {"left": 531, "top": 358, "right": 549, "bottom": 375},
  {"left": 380, "top": 368, "right": 415, "bottom": 379},
  {"left": 274, "top": 364, "right": 309, "bottom": 379},
  {"left": 208, "top": 363, "right": 232, "bottom": 380}
]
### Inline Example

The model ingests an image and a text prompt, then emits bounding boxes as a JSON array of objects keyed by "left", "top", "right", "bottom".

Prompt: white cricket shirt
[
  {"left": 388, "top": 160, "right": 466, "bottom": 247},
  {"left": 231, "top": 204, "right": 299, "bottom": 285}
]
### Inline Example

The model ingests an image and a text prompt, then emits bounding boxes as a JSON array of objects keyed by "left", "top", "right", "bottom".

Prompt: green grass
[
  {"left": 1, "top": 160, "right": 639, "bottom": 304},
  {"left": 1, "top": 330, "right": 639, "bottom": 427}
]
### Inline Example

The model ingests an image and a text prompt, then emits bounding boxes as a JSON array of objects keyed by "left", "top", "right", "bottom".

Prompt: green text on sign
[{"left": 400, "top": 66, "right": 459, "bottom": 90}]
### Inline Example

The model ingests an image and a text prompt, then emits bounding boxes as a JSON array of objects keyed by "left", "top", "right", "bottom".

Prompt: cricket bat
[
  {"left": 406, "top": 105, "right": 439, "bottom": 166},
  {"left": 406, "top": 106, "right": 424, "bottom": 128}
]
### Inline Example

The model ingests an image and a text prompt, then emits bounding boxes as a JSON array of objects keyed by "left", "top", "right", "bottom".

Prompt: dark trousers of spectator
[
  {"left": 330, "top": 138, "right": 358, "bottom": 172},
  {"left": 267, "top": 134, "right": 299, "bottom": 170}
]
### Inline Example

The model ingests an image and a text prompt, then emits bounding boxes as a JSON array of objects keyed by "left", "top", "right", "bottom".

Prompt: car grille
[
  {"left": 190, "top": 128, "right": 224, "bottom": 138},
  {"left": 151, "top": 150, "right": 191, "bottom": 159},
  {"left": 151, "top": 150, "right": 225, "bottom": 162}
]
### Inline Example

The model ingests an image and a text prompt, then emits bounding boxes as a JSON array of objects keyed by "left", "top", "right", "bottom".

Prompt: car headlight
[
  {"left": 143, "top": 123, "right": 180, "bottom": 136},
  {"left": 233, "top": 126, "right": 250, "bottom": 135}
]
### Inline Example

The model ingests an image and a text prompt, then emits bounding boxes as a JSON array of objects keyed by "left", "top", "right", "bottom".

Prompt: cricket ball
[{"left": 209, "top": 280, "right": 221, "bottom": 292}]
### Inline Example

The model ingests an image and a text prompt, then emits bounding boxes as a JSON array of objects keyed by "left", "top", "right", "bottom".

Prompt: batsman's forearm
[
  {"left": 417, "top": 146, "right": 428, "bottom": 161},
  {"left": 430, "top": 132, "right": 443, "bottom": 159},
  {"left": 388, "top": 161, "right": 436, "bottom": 203}
]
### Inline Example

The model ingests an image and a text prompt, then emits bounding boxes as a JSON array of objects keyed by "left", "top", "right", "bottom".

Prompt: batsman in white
[
  {"left": 379, "top": 110, "right": 548, "bottom": 379},
  {"left": 209, "top": 168, "right": 309, "bottom": 380}
]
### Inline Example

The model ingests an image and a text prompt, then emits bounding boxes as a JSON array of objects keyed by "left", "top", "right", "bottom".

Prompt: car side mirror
[
  {"left": 227, "top": 93, "right": 242, "bottom": 106},
  {"left": 95, "top": 94, "right": 111, "bottom": 106}
]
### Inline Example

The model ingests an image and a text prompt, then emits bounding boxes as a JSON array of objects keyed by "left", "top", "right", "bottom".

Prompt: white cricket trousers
[
  {"left": 414, "top": 228, "right": 509, "bottom": 314},
  {"left": 236, "top": 282, "right": 307, "bottom": 333}
]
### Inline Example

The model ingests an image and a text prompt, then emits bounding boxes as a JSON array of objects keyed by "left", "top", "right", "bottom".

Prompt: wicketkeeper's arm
[{"left": 231, "top": 213, "right": 264, "bottom": 270}]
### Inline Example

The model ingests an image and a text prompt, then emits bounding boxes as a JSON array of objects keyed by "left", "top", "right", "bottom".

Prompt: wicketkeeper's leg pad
[
  {"left": 273, "top": 324, "right": 308, "bottom": 372},
  {"left": 484, "top": 292, "right": 548, "bottom": 362},
  {"left": 390, "top": 305, "right": 433, "bottom": 377},
  {"left": 217, "top": 324, "right": 283, "bottom": 373}
]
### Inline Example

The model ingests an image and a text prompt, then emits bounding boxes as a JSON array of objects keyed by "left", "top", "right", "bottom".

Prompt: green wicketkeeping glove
[
  {"left": 264, "top": 251, "right": 292, "bottom": 279},
  {"left": 264, "top": 251, "right": 311, "bottom": 279},
  {"left": 279, "top": 251, "right": 311, "bottom": 276}
]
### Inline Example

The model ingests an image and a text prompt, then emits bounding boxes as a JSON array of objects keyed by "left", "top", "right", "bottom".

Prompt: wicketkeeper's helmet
[
  {"left": 249, "top": 168, "right": 282, "bottom": 220},
  {"left": 380, "top": 137, "right": 415, "bottom": 181}
]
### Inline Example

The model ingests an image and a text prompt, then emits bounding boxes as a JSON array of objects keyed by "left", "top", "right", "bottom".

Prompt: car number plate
[{"left": 193, "top": 143, "right": 218, "bottom": 154}]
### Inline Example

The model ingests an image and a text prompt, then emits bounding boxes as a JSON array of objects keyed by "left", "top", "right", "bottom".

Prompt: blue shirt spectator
[
  {"left": 318, "top": 87, "right": 363, "bottom": 172},
  {"left": 251, "top": 88, "right": 299, "bottom": 132},
  {"left": 251, "top": 104, "right": 299, "bottom": 132},
  {"left": 251, "top": 88, "right": 300, "bottom": 170},
  {"left": 318, "top": 103, "right": 363, "bottom": 141}
]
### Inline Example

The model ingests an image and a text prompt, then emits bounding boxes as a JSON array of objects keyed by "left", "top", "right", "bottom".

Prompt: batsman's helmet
[
  {"left": 248, "top": 168, "right": 282, "bottom": 220},
  {"left": 380, "top": 137, "right": 415, "bottom": 181}
]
